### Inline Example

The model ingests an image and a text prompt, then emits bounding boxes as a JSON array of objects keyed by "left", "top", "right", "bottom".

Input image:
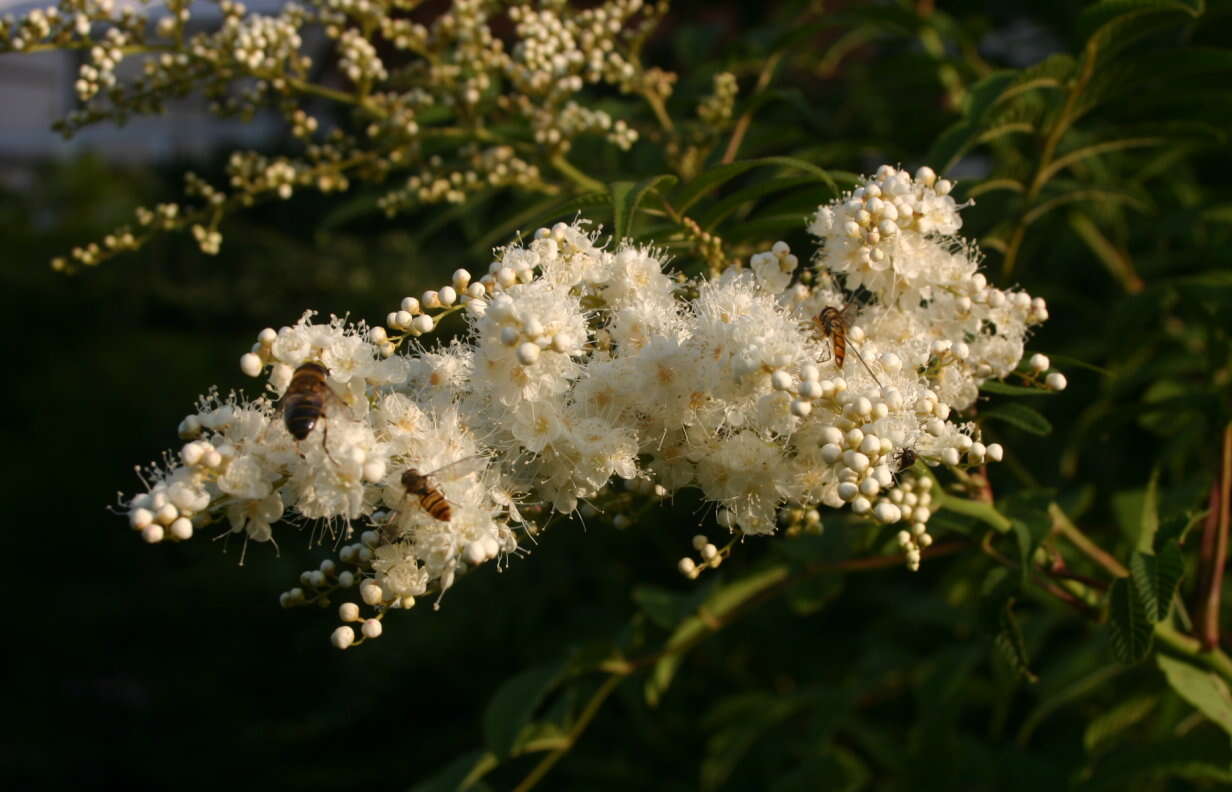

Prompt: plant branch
[
  {"left": 721, "top": 52, "right": 783, "bottom": 164},
  {"left": 1050, "top": 503, "right": 1128, "bottom": 578},
  {"left": 548, "top": 153, "right": 605, "bottom": 193},
  {"left": 512, "top": 674, "right": 623, "bottom": 792}
]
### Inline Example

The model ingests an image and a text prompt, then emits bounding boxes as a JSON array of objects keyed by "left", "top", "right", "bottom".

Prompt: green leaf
[
  {"left": 1003, "top": 493, "right": 1052, "bottom": 584},
  {"left": 785, "top": 572, "right": 843, "bottom": 616},
  {"left": 1044, "top": 353, "right": 1111, "bottom": 375},
  {"left": 1139, "top": 467, "right": 1161, "bottom": 552},
  {"left": 609, "top": 174, "right": 676, "bottom": 242},
  {"left": 482, "top": 661, "right": 564, "bottom": 758},
  {"left": 1078, "top": 0, "right": 1203, "bottom": 44},
  {"left": 981, "top": 402, "right": 1053, "bottom": 436},
  {"left": 672, "top": 156, "right": 837, "bottom": 215},
  {"left": 645, "top": 566, "right": 791, "bottom": 707},
  {"left": 1083, "top": 694, "right": 1158, "bottom": 753},
  {"left": 468, "top": 191, "right": 608, "bottom": 256},
  {"left": 696, "top": 174, "right": 819, "bottom": 231},
  {"left": 995, "top": 597, "right": 1039, "bottom": 683},
  {"left": 1106, "top": 577, "right": 1152, "bottom": 664},
  {"left": 632, "top": 582, "right": 709, "bottom": 631},
  {"left": 1157, "top": 654, "right": 1232, "bottom": 738},
  {"left": 979, "top": 380, "right": 1055, "bottom": 397},
  {"left": 1129, "top": 541, "right": 1185, "bottom": 624},
  {"left": 701, "top": 692, "right": 806, "bottom": 791}
]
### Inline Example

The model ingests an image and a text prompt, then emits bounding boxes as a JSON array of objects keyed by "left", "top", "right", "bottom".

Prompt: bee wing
[{"left": 423, "top": 454, "right": 489, "bottom": 483}]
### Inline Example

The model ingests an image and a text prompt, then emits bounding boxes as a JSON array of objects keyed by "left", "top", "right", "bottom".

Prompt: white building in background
[{"left": 0, "top": 0, "right": 301, "bottom": 164}]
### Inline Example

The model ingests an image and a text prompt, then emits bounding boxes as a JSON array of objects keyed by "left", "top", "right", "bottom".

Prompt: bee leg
[{"left": 321, "top": 420, "right": 340, "bottom": 466}]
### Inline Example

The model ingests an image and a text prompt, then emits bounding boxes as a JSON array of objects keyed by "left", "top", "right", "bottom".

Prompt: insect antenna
[{"left": 846, "top": 341, "right": 883, "bottom": 388}]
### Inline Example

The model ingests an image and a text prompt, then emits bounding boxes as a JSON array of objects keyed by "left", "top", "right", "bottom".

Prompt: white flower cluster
[{"left": 119, "top": 165, "right": 1055, "bottom": 645}]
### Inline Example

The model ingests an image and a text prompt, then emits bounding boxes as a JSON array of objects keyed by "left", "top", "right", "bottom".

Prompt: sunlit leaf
[
  {"left": 609, "top": 174, "right": 676, "bottom": 241},
  {"left": 1157, "top": 654, "right": 1232, "bottom": 737}
]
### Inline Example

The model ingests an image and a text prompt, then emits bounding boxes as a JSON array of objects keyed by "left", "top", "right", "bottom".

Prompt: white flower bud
[
  {"left": 169, "top": 517, "right": 193, "bottom": 541},
  {"left": 516, "top": 342, "right": 540, "bottom": 365},
  {"left": 678, "top": 557, "right": 696, "bottom": 576},
  {"left": 181, "top": 442, "right": 205, "bottom": 466},
  {"left": 130, "top": 507, "right": 153, "bottom": 530},
  {"left": 400, "top": 297, "right": 420, "bottom": 314},
  {"left": 339, "top": 602, "right": 360, "bottom": 622},
  {"left": 362, "top": 619, "right": 383, "bottom": 639},
  {"left": 363, "top": 460, "right": 386, "bottom": 482},
  {"left": 874, "top": 502, "right": 902, "bottom": 524},
  {"left": 394, "top": 310, "right": 413, "bottom": 328},
  {"left": 771, "top": 370, "right": 794, "bottom": 392},
  {"left": 851, "top": 496, "right": 872, "bottom": 515},
  {"left": 859, "top": 434, "right": 880, "bottom": 456},
  {"left": 452, "top": 269, "right": 471, "bottom": 289},
  {"left": 331, "top": 626, "right": 355, "bottom": 650},
  {"left": 411, "top": 314, "right": 434, "bottom": 334},
  {"left": 240, "top": 353, "right": 264, "bottom": 377},
  {"left": 421, "top": 290, "right": 441, "bottom": 309},
  {"left": 837, "top": 481, "right": 859, "bottom": 501},
  {"left": 986, "top": 443, "right": 1004, "bottom": 462},
  {"left": 258, "top": 327, "right": 277, "bottom": 345},
  {"left": 941, "top": 447, "right": 961, "bottom": 466},
  {"left": 1046, "top": 372, "right": 1068, "bottom": 391},
  {"left": 360, "top": 579, "right": 383, "bottom": 606},
  {"left": 368, "top": 327, "right": 387, "bottom": 344},
  {"left": 820, "top": 443, "right": 843, "bottom": 464},
  {"left": 438, "top": 286, "right": 457, "bottom": 306},
  {"left": 790, "top": 399, "right": 812, "bottom": 417},
  {"left": 142, "top": 524, "right": 164, "bottom": 543}
]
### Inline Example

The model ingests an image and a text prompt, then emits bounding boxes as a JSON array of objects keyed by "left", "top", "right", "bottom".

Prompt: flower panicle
[{"left": 118, "top": 164, "right": 1060, "bottom": 647}]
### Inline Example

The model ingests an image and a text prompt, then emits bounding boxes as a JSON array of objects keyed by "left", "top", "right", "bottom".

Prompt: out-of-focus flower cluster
[
  {"left": 118, "top": 165, "right": 1061, "bottom": 648},
  {"left": 1, "top": 0, "right": 672, "bottom": 272}
]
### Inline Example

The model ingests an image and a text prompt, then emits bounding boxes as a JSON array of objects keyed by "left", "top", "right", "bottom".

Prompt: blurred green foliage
[{"left": 4, "top": 1, "right": 1232, "bottom": 789}]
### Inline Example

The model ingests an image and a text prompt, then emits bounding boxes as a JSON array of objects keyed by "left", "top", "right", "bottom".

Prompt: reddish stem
[{"left": 1197, "top": 425, "right": 1232, "bottom": 650}]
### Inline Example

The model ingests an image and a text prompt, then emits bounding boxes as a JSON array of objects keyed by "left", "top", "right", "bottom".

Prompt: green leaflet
[
  {"left": 1157, "top": 654, "right": 1232, "bottom": 738},
  {"left": 1107, "top": 577, "right": 1152, "bottom": 664},
  {"left": 608, "top": 174, "right": 676, "bottom": 241},
  {"left": 981, "top": 402, "right": 1054, "bottom": 436},
  {"left": 671, "top": 156, "right": 837, "bottom": 215},
  {"left": 482, "top": 660, "right": 565, "bottom": 758}
]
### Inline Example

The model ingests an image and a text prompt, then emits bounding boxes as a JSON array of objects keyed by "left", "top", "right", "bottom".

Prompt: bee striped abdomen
[
  {"left": 418, "top": 490, "right": 451, "bottom": 521},
  {"left": 283, "top": 362, "right": 329, "bottom": 440},
  {"left": 401, "top": 468, "right": 452, "bottom": 522}
]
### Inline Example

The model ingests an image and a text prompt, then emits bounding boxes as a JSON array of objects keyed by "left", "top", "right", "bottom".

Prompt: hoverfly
[
  {"left": 814, "top": 304, "right": 882, "bottom": 387},
  {"left": 399, "top": 455, "right": 488, "bottom": 522}
]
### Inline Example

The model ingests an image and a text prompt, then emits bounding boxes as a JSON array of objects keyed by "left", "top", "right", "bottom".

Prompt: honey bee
[
  {"left": 280, "top": 361, "right": 338, "bottom": 461},
  {"left": 814, "top": 304, "right": 882, "bottom": 387},
  {"left": 399, "top": 456, "right": 487, "bottom": 522}
]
